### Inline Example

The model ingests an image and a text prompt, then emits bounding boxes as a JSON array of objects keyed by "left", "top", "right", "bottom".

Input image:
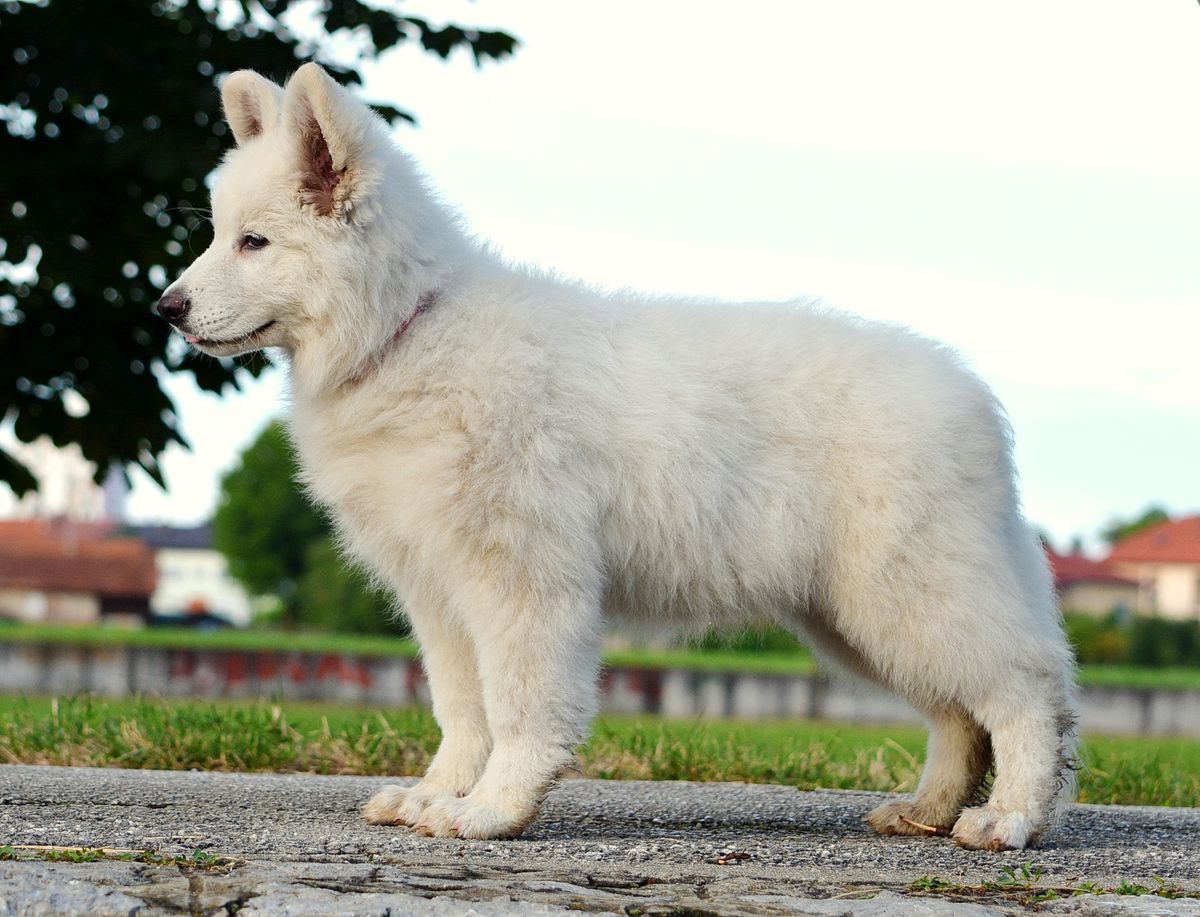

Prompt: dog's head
[{"left": 156, "top": 64, "right": 397, "bottom": 358}]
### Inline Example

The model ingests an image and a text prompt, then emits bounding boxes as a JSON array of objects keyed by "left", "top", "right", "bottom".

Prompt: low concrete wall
[{"left": 1, "top": 641, "right": 1197, "bottom": 735}]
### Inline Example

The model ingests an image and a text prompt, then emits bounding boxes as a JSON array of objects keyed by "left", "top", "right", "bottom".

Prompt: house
[
  {"left": 0, "top": 434, "right": 125, "bottom": 521},
  {"left": 0, "top": 518, "right": 156, "bottom": 625},
  {"left": 1045, "top": 547, "right": 1138, "bottom": 616},
  {"left": 130, "top": 525, "right": 253, "bottom": 626},
  {"left": 1107, "top": 515, "right": 1200, "bottom": 620}
]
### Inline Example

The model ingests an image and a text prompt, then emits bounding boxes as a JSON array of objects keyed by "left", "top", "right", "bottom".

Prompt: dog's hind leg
[
  {"left": 363, "top": 606, "right": 492, "bottom": 827},
  {"left": 946, "top": 536, "right": 1079, "bottom": 850},
  {"left": 825, "top": 523, "right": 1077, "bottom": 849},
  {"left": 854, "top": 626, "right": 1074, "bottom": 850},
  {"left": 795, "top": 614, "right": 992, "bottom": 838},
  {"left": 413, "top": 571, "right": 602, "bottom": 840},
  {"left": 950, "top": 675, "right": 1077, "bottom": 851},
  {"left": 867, "top": 704, "right": 991, "bottom": 837},
  {"left": 855, "top": 621, "right": 1074, "bottom": 849}
]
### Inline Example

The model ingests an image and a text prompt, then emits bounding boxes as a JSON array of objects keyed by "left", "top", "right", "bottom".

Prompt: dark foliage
[
  {"left": 1128, "top": 616, "right": 1200, "bottom": 668},
  {"left": 1064, "top": 610, "right": 1200, "bottom": 667},
  {"left": 1101, "top": 506, "right": 1170, "bottom": 546},
  {"left": 211, "top": 420, "right": 323, "bottom": 621},
  {"left": 298, "top": 535, "right": 406, "bottom": 635},
  {"left": 0, "top": 0, "right": 516, "bottom": 494}
]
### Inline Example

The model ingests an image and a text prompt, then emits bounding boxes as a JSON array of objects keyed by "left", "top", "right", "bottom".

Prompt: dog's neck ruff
[{"left": 343, "top": 289, "right": 439, "bottom": 389}]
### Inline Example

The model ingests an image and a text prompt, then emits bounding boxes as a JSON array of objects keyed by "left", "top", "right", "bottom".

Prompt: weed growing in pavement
[
  {"left": 908, "top": 863, "right": 1195, "bottom": 906},
  {"left": 0, "top": 845, "right": 239, "bottom": 872}
]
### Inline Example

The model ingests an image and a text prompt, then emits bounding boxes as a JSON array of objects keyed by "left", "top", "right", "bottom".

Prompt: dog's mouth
[{"left": 184, "top": 320, "right": 277, "bottom": 349}]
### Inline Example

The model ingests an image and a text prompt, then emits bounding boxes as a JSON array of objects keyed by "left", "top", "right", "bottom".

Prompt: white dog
[{"left": 159, "top": 63, "right": 1077, "bottom": 851}]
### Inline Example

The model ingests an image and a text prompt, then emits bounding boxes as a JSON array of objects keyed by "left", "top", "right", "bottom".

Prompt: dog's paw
[
  {"left": 866, "top": 800, "right": 954, "bottom": 837},
  {"left": 951, "top": 806, "right": 1034, "bottom": 851},
  {"left": 414, "top": 795, "right": 534, "bottom": 840},
  {"left": 362, "top": 784, "right": 448, "bottom": 826}
]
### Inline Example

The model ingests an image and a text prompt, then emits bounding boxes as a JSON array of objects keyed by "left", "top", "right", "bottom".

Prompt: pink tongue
[{"left": 185, "top": 334, "right": 199, "bottom": 344}]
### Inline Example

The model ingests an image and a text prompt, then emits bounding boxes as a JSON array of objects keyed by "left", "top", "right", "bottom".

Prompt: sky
[{"left": 120, "top": 0, "right": 1200, "bottom": 552}]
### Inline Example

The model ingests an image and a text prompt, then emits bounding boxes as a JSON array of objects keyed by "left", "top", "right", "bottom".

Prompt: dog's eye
[{"left": 240, "top": 233, "right": 269, "bottom": 251}]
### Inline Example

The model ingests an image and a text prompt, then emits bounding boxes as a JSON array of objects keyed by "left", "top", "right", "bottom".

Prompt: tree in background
[
  {"left": 213, "top": 420, "right": 402, "bottom": 633},
  {"left": 212, "top": 421, "right": 322, "bottom": 626},
  {"left": 298, "top": 537, "right": 404, "bottom": 636},
  {"left": 0, "top": 0, "right": 516, "bottom": 495},
  {"left": 1101, "top": 506, "right": 1170, "bottom": 546}
]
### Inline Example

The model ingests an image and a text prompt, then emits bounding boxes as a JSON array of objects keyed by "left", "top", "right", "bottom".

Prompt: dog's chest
[{"left": 288, "top": 394, "right": 469, "bottom": 576}]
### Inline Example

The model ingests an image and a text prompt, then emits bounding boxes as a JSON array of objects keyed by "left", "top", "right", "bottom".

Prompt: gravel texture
[{"left": 1, "top": 765, "right": 1198, "bottom": 915}]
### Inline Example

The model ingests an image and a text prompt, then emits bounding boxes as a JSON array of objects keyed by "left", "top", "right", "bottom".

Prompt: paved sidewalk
[{"left": 1, "top": 765, "right": 1198, "bottom": 915}]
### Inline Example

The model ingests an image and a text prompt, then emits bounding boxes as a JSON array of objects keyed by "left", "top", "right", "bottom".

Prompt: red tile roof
[
  {"left": 1107, "top": 516, "right": 1200, "bottom": 566},
  {"left": 1045, "top": 548, "right": 1135, "bottom": 589},
  {"left": 0, "top": 519, "right": 155, "bottom": 597}
]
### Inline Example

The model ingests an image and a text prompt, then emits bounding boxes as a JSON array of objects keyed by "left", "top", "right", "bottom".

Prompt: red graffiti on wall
[{"left": 314, "top": 654, "right": 372, "bottom": 688}]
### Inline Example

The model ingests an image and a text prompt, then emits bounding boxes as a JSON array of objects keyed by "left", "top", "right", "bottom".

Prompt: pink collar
[
  {"left": 395, "top": 289, "right": 438, "bottom": 341},
  {"left": 344, "top": 290, "right": 439, "bottom": 388}
]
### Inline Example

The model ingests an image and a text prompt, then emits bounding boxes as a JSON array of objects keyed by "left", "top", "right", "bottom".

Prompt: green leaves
[
  {"left": 404, "top": 17, "right": 519, "bottom": 64},
  {"left": 0, "top": 446, "right": 37, "bottom": 497},
  {"left": 0, "top": 0, "right": 517, "bottom": 494},
  {"left": 296, "top": 535, "right": 404, "bottom": 636},
  {"left": 212, "top": 421, "right": 325, "bottom": 612},
  {"left": 1101, "top": 505, "right": 1170, "bottom": 545}
]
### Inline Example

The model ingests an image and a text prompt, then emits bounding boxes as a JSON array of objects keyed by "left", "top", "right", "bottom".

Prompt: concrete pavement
[{"left": 1, "top": 765, "right": 1198, "bottom": 915}]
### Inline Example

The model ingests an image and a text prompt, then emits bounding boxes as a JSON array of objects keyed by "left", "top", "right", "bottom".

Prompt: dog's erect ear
[
  {"left": 283, "top": 62, "right": 377, "bottom": 218},
  {"left": 221, "top": 71, "right": 283, "bottom": 146}
]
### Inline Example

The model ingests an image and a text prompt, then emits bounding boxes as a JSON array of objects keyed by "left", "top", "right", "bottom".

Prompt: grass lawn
[
  {"left": 0, "top": 695, "right": 1196, "bottom": 808},
  {"left": 1074, "top": 665, "right": 1200, "bottom": 691},
  {"left": 604, "top": 646, "right": 816, "bottom": 674},
  {"left": 0, "top": 622, "right": 421, "bottom": 659}
]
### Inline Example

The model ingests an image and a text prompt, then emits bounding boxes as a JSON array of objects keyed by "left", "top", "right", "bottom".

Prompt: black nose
[{"left": 156, "top": 289, "right": 191, "bottom": 323}]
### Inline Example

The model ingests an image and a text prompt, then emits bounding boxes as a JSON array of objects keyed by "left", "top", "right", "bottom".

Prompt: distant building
[
  {"left": 0, "top": 436, "right": 113, "bottom": 521},
  {"left": 130, "top": 525, "right": 253, "bottom": 626},
  {"left": 0, "top": 519, "right": 155, "bottom": 626},
  {"left": 1044, "top": 547, "right": 1137, "bottom": 616},
  {"left": 1107, "top": 515, "right": 1200, "bottom": 620}
]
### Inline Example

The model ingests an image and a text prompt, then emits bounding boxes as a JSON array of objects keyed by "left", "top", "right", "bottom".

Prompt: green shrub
[
  {"left": 1130, "top": 618, "right": 1200, "bottom": 668},
  {"left": 295, "top": 538, "right": 409, "bottom": 637},
  {"left": 1088, "top": 630, "right": 1131, "bottom": 665},
  {"left": 1064, "top": 611, "right": 1200, "bottom": 668},
  {"left": 693, "top": 615, "right": 1200, "bottom": 671},
  {"left": 1065, "top": 611, "right": 1130, "bottom": 665},
  {"left": 692, "top": 626, "right": 804, "bottom": 653}
]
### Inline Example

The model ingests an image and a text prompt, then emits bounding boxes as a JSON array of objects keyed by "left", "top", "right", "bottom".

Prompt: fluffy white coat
[{"left": 163, "top": 63, "right": 1078, "bottom": 850}]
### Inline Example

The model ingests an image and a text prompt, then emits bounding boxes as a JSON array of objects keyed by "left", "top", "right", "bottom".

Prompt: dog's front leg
[
  {"left": 363, "top": 609, "right": 491, "bottom": 827},
  {"left": 413, "top": 577, "right": 601, "bottom": 840}
]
